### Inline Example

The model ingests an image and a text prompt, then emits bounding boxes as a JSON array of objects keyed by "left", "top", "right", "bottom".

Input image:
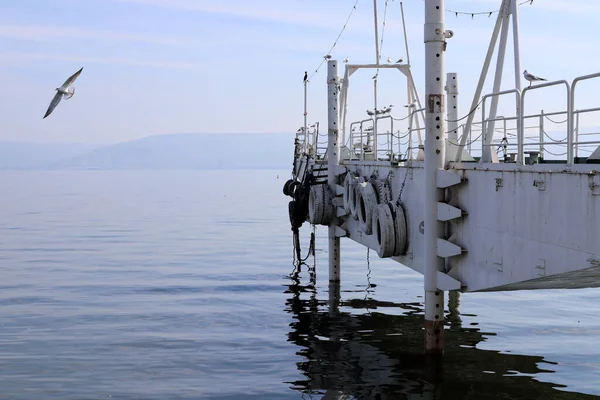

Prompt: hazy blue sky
[{"left": 1, "top": 0, "right": 599, "bottom": 144}]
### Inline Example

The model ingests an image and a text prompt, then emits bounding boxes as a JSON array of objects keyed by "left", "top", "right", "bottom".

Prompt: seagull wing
[
  {"left": 43, "top": 92, "right": 63, "bottom": 119},
  {"left": 59, "top": 67, "right": 83, "bottom": 89}
]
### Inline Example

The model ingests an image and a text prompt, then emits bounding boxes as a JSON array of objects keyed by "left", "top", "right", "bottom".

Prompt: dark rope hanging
[{"left": 292, "top": 227, "right": 315, "bottom": 265}]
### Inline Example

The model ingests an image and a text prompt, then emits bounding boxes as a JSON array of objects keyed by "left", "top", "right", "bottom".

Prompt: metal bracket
[
  {"left": 334, "top": 184, "right": 345, "bottom": 196},
  {"left": 436, "top": 169, "right": 463, "bottom": 189},
  {"left": 535, "top": 258, "right": 547, "bottom": 277},
  {"left": 334, "top": 226, "right": 347, "bottom": 237},
  {"left": 533, "top": 180, "right": 546, "bottom": 191},
  {"left": 437, "top": 238, "right": 464, "bottom": 258},
  {"left": 332, "top": 197, "right": 344, "bottom": 207},
  {"left": 437, "top": 202, "right": 464, "bottom": 222}
]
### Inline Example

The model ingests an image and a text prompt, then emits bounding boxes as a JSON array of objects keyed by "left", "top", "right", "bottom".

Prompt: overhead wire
[{"left": 308, "top": 0, "right": 360, "bottom": 81}]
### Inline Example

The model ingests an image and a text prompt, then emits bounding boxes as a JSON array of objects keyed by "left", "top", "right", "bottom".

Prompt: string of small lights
[
  {"left": 447, "top": 0, "right": 533, "bottom": 18},
  {"left": 308, "top": 0, "right": 360, "bottom": 81},
  {"left": 308, "top": 0, "right": 535, "bottom": 79}
]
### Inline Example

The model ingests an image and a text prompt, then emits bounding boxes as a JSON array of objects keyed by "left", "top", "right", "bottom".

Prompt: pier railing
[
  {"left": 294, "top": 122, "right": 321, "bottom": 159},
  {"left": 331, "top": 72, "right": 600, "bottom": 165},
  {"left": 345, "top": 109, "right": 425, "bottom": 163},
  {"left": 461, "top": 72, "right": 600, "bottom": 164}
]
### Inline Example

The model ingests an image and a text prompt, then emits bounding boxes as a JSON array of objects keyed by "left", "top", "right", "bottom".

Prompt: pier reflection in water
[{"left": 283, "top": 265, "right": 596, "bottom": 400}]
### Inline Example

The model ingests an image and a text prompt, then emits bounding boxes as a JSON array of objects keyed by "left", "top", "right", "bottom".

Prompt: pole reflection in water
[{"left": 283, "top": 268, "right": 596, "bottom": 400}]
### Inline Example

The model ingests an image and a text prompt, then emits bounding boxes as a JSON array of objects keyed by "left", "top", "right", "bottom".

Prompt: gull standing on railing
[
  {"left": 523, "top": 70, "right": 547, "bottom": 87},
  {"left": 43, "top": 67, "right": 83, "bottom": 119}
]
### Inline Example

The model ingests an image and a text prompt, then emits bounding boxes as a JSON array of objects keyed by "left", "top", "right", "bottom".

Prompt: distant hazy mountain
[
  {"left": 0, "top": 141, "right": 97, "bottom": 170},
  {"left": 41, "top": 133, "right": 295, "bottom": 170}
]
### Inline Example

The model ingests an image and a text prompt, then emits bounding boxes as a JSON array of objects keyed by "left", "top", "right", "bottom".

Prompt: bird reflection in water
[{"left": 283, "top": 264, "right": 596, "bottom": 400}]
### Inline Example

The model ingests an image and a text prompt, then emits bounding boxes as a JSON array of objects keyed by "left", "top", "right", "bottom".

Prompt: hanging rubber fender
[
  {"left": 375, "top": 179, "right": 392, "bottom": 204},
  {"left": 357, "top": 181, "right": 378, "bottom": 235},
  {"left": 288, "top": 200, "right": 305, "bottom": 230},
  {"left": 308, "top": 184, "right": 334, "bottom": 226},
  {"left": 283, "top": 179, "right": 295, "bottom": 196},
  {"left": 350, "top": 181, "right": 360, "bottom": 220},
  {"left": 372, "top": 203, "right": 395, "bottom": 258},
  {"left": 287, "top": 181, "right": 301, "bottom": 198},
  {"left": 293, "top": 184, "right": 306, "bottom": 202},
  {"left": 389, "top": 202, "right": 408, "bottom": 256},
  {"left": 343, "top": 173, "right": 358, "bottom": 214}
]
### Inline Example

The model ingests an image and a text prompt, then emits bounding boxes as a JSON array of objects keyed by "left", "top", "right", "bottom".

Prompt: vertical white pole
[
  {"left": 575, "top": 111, "right": 580, "bottom": 159},
  {"left": 455, "top": 1, "right": 506, "bottom": 162},
  {"left": 482, "top": 4, "right": 510, "bottom": 163},
  {"left": 447, "top": 73, "right": 459, "bottom": 142},
  {"left": 539, "top": 110, "right": 544, "bottom": 155},
  {"left": 304, "top": 80, "right": 308, "bottom": 151},
  {"left": 400, "top": 2, "right": 411, "bottom": 66},
  {"left": 511, "top": 0, "right": 522, "bottom": 92},
  {"left": 327, "top": 60, "right": 341, "bottom": 282},
  {"left": 424, "top": 0, "right": 446, "bottom": 355},
  {"left": 373, "top": 0, "right": 380, "bottom": 159}
]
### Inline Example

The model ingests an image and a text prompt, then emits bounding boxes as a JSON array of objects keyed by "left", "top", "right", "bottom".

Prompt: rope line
[{"left": 544, "top": 114, "right": 569, "bottom": 124}]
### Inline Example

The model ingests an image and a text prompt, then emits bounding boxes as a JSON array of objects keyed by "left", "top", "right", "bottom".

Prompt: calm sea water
[{"left": 0, "top": 170, "right": 599, "bottom": 399}]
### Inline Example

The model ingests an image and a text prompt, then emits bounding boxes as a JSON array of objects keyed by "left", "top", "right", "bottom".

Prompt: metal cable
[
  {"left": 308, "top": 0, "right": 360, "bottom": 81},
  {"left": 445, "top": 98, "right": 483, "bottom": 123},
  {"left": 447, "top": 132, "right": 483, "bottom": 147}
]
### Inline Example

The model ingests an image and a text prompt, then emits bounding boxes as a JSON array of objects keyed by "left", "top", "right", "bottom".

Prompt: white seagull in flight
[
  {"left": 43, "top": 67, "right": 83, "bottom": 119},
  {"left": 523, "top": 69, "right": 546, "bottom": 87}
]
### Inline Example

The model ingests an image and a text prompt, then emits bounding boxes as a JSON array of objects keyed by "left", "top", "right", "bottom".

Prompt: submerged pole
[
  {"left": 327, "top": 60, "right": 341, "bottom": 282},
  {"left": 423, "top": 0, "right": 447, "bottom": 354}
]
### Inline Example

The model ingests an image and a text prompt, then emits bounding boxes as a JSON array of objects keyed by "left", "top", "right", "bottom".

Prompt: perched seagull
[
  {"left": 523, "top": 69, "right": 546, "bottom": 87},
  {"left": 366, "top": 110, "right": 376, "bottom": 116},
  {"left": 395, "top": 58, "right": 403, "bottom": 63},
  {"left": 303, "top": 71, "right": 308, "bottom": 83},
  {"left": 343, "top": 57, "right": 350, "bottom": 63},
  {"left": 382, "top": 104, "right": 394, "bottom": 114},
  {"left": 43, "top": 67, "right": 83, "bottom": 119},
  {"left": 324, "top": 54, "right": 332, "bottom": 60},
  {"left": 386, "top": 57, "right": 392, "bottom": 63}
]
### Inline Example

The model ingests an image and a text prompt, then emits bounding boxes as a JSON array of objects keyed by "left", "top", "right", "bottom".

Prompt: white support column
[
  {"left": 511, "top": 0, "right": 522, "bottom": 92},
  {"left": 455, "top": 0, "right": 506, "bottom": 162},
  {"left": 446, "top": 72, "right": 459, "bottom": 162},
  {"left": 482, "top": 2, "right": 510, "bottom": 163},
  {"left": 327, "top": 60, "right": 341, "bottom": 282},
  {"left": 304, "top": 80, "right": 308, "bottom": 138},
  {"left": 372, "top": 0, "right": 380, "bottom": 159},
  {"left": 424, "top": 0, "right": 446, "bottom": 354},
  {"left": 446, "top": 73, "right": 459, "bottom": 142}
]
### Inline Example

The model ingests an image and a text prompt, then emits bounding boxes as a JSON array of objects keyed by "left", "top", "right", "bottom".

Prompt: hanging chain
[{"left": 395, "top": 145, "right": 413, "bottom": 205}]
